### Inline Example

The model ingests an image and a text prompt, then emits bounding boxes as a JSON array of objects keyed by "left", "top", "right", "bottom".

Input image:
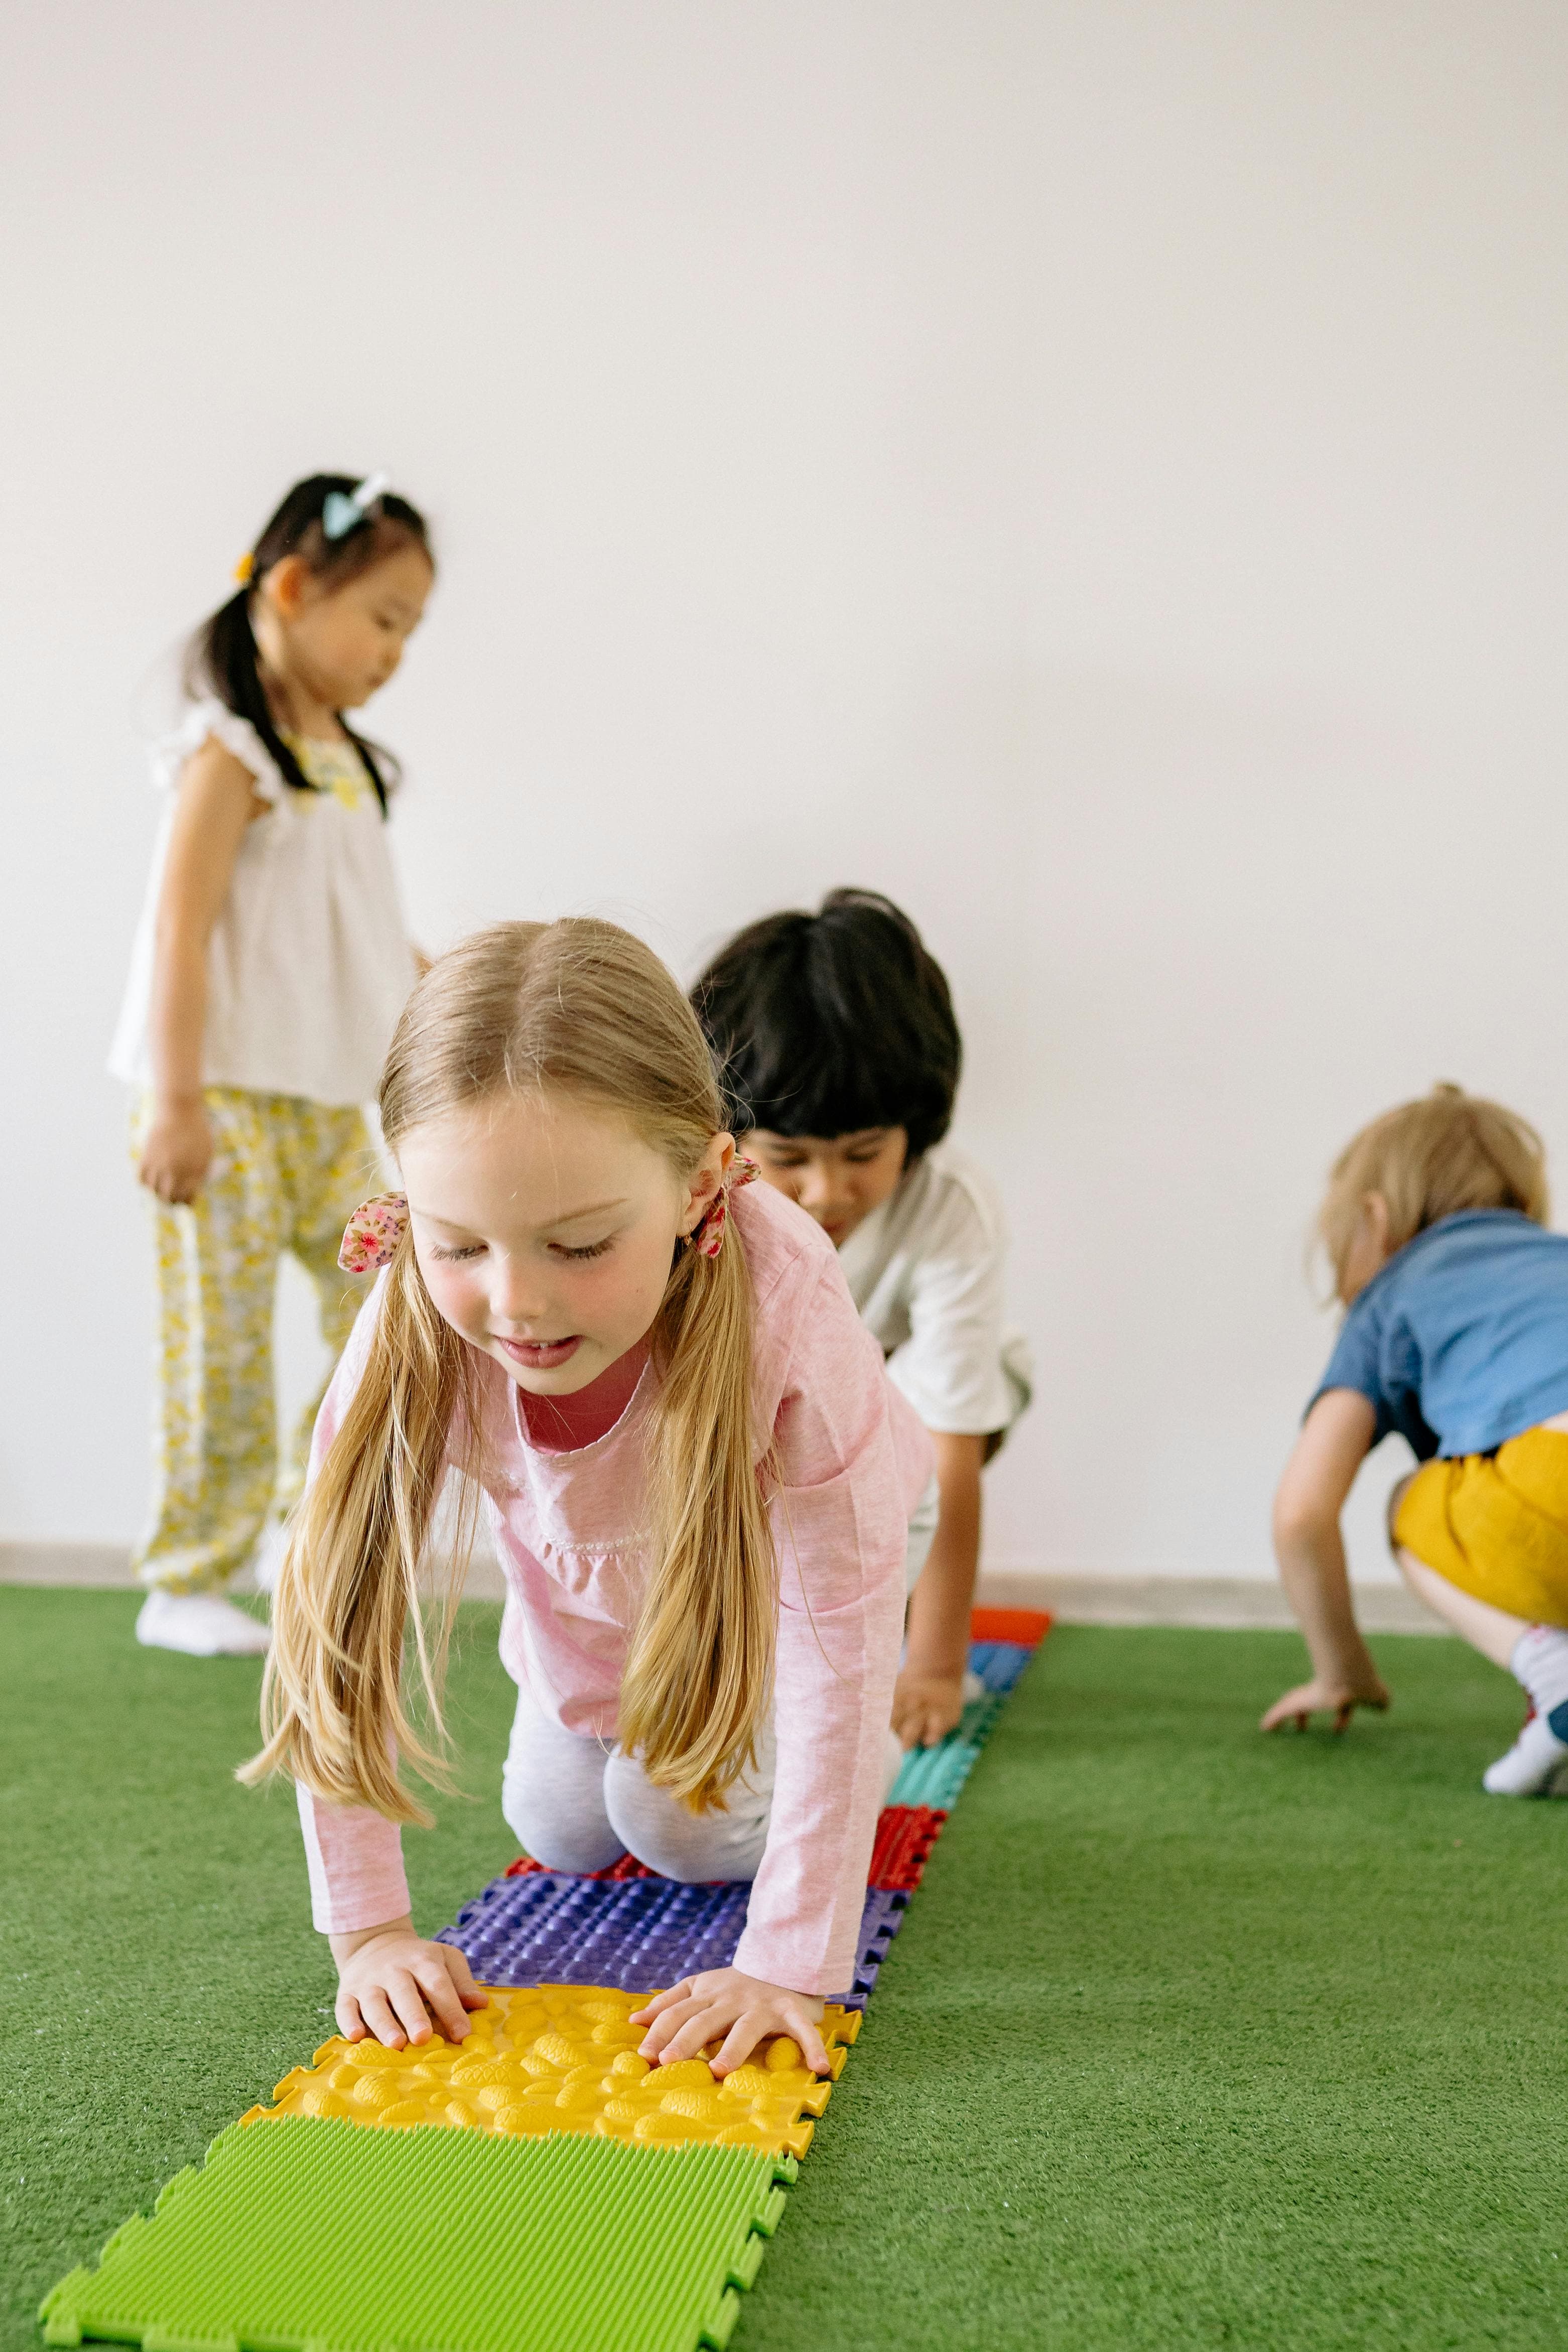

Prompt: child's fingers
[
  {"left": 336, "top": 1990, "right": 367, "bottom": 2042},
  {"left": 783, "top": 2005, "right": 830, "bottom": 2076},
  {"left": 441, "top": 1945, "right": 488, "bottom": 2012},
  {"left": 356, "top": 1985, "right": 410, "bottom": 2048},
  {"left": 1260, "top": 1685, "right": 1321, "bottom": 1733},
  {"left": 711, "top": 2006, "right": 777, "bottom": 2075},
  {"left": 636, "top": 1992, "right": 707, "bottom": 2059},
  {"left": 381, "top": 1967, "right": 440, "bottom": 2045},
  {"left": 629, "top": 1981, "right": 692, "bottom": 2028},
  {"left": 413, "top": 1957, "right": 476, "bottom": 2043},
  {"left": 650, "top": 2000, "right": 728, "bottom": 2066}
]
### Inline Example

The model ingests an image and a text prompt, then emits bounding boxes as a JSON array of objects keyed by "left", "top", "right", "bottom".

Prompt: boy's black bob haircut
[{"left": 691, "top": 888, "right": 961, "bottom": 1158}]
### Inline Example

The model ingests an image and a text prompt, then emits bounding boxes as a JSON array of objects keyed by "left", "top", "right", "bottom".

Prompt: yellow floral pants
[{"left": 132, "top": 1089, "right": 378, "bottom": 1593}]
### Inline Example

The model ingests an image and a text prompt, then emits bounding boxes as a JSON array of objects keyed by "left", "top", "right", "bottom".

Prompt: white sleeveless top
[{"left": 110, "top": 700, "right": 417, "bottom": 1107}]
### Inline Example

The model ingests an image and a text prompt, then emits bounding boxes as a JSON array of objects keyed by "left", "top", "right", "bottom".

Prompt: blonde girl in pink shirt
[{"left": 242, "top": 918, "right": 934, "bottom": 2077}]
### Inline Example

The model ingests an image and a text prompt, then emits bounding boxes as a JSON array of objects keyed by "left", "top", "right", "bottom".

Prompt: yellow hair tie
[{"left": 233, "top": 551, "right": 255, "bottom": 585}]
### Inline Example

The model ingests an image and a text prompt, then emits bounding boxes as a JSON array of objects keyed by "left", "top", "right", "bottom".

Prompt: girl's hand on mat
[
  {"left": 138, "top": 1100, "right": 214, "bottom": 1206},
  {"left": 629, "top": 1968, "right": 829, "bottom": 2077},
  {"left": 1260, "top": 1674, "right": 1390, "bottom": 1735},
  {"left": 329, "top": 1917, "right": 488, "bottom": 2048},
  {"left": 893, "top": 1665, "right": 966, "bottom": 1749}
]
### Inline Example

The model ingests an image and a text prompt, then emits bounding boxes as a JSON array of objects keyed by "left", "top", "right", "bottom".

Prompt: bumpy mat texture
[
  {"left": 12, "top": 1593, "right": 1566, "bottom": 2351},
  {"left": 41, "top": 2116, "right": 794, "bottom": 2352},
  {"left": 248, "top": 1983, "right": 859, "bottom": 2157},
  {"left": 30, "top": 1608, "right": 1047, "bottom": 2352}
]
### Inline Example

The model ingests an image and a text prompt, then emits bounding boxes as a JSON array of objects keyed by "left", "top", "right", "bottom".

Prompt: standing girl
[
  {"left": 111, "top": 473, "right": 433, "bottom": 1655},
  {"left": 242, "top": 920, "right": 934, "bottom": 2072}
]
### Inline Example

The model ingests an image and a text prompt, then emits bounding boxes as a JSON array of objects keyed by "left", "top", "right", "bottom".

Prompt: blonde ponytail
[
  {"left": 241, "top": 917, "right": 776, "bottom": 1825},
  {"left": 238, "top": 1236, "right": 478, "bottom": 1824},
  {"left": 620, "top": 1210, "right": 777, "bottom": 1812}
]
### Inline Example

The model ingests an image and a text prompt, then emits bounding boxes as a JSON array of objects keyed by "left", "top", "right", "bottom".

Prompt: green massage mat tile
[{"left": 41, "top": 2114, "right": 796, "bottom": 2352}]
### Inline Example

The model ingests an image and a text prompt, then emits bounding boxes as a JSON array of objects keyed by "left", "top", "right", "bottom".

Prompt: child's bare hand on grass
[
  {"left": 330, "top": 1917, "right": 487, "bottom": 2047},
  {"left": 892, "top": 1665, "right": 966, "bottom": 1749},
  {"left": 1260, "top": 1674, "right": 1391, "bottom": 1735},
  {"left": 629, "top": 1967, "right": 828, "bottom": 2077}
]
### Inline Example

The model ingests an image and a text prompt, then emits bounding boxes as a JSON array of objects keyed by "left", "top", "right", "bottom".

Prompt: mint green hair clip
[{"left": 322, "top": 470, "right": 391, "bottom": 541}]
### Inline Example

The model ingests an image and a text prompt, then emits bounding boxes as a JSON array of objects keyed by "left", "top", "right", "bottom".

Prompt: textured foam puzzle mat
[
  {"left": 868, "top": 1803, "right": 949, "bottom": 1891},
  {"left": 888, "top": 1690, "right": 1008, "bottom": 1807},
  {"left": 41, "top": 1611, "right": 1050, "bottom": 2350},
  {"left": 247, "top": 1982, "right": 860, "bottom": 2158},
  {"left": 439, "top": 1871, "right": 756, "bottom": 1991},
  {"left": 439, "top": 1872, "right": 907, "bottom": 2004},
  {"left": 41, "top": 2115, "right": 795, "bottom": 2352}
]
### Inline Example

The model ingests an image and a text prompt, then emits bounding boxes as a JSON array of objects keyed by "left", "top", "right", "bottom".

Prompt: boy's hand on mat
[
  {"left": 893, "top": 1665, "right": 966, "bottom": 1749},
  {"left": 329, "top": 1918, "right": 488, "bottom": 2048},
  {"left": 138, "top": 1101, "right": 215, "bottom": 1205},
  {"left": 629, "top": 1968, "right": 829, "bottom": 2077},
  {"left": 1260, "top": 1674, "right": 1390, "bottom": 1735}
]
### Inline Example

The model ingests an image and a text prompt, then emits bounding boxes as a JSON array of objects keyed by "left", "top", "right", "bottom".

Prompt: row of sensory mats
[{"left": 40, "top": 1608, "right": 1050, "bottom": 2352}]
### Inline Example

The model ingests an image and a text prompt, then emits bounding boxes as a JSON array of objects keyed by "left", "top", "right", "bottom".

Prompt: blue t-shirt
[{"left": 1310, "top": 1210, "right": 1568, "bottom": 1459}]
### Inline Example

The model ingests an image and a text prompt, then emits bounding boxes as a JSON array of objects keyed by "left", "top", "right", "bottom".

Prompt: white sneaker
[
  {"left": 1483, "top": 1706, "right": 1568, "bottom": 1795},
  {"left": 136, "top": 1589, "right": 272, "bottom": 1657}
]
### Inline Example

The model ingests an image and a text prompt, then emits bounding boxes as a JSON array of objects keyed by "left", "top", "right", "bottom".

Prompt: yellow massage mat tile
[{"left": 241, "top": 1984, "right": 861, "bottom": 2161}]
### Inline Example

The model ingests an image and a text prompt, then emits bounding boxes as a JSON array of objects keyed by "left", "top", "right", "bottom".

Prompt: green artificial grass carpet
[{"left": 5, "top": 1589, "right": 1567, "bottom": 2350}]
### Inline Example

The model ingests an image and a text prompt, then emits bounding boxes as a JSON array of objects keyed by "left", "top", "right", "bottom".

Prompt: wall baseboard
[
  {"left": 0, "top": 1540, "right": 1444, "bottom": 1635},
  {"left": 974, "top": 1569, "right": 1444, "bottom": 1636},
  {"left": 0, "top": 1541, "right": 132, "bottom": 1587}
]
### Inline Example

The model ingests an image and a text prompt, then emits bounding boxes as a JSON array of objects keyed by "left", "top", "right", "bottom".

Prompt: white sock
[
  {"left": 136, "top": 1589, "right": 272, "bottom": 1657},
  {"left": 1483, "top": 1626, "right": 1568, "bottom": 1794},
  {"left": 1509, "top": 1624, "right": 1568, "bottom": 1721},
  {"left": 1483, "top": 1713, "right": 1568, "bottom": 1795}
]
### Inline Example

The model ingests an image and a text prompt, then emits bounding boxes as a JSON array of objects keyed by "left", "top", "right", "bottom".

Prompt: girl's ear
[
  {"left": 679, "top": 1132, "right": 735, "bottom": 1238},
  {"left": 259, "top": 554, "right": 315, "bottom": 618},
  {"left": 1364, "top": 1192, "right": 1391, "bottom": 1255}
]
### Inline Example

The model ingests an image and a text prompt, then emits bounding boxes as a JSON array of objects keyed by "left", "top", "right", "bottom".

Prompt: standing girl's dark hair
[{"left": 185, "top": 475, "right": 433, "bottom": 815}]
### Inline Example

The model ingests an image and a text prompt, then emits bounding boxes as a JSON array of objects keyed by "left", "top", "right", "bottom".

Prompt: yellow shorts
[{"left": 1394, "top": 1425, "right": 1568, "bottom": 1627}]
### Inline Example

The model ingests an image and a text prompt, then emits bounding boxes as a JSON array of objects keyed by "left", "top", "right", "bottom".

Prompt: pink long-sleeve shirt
[{"left": 296, "top": 1180, "right": 935, "bottom": 1997}]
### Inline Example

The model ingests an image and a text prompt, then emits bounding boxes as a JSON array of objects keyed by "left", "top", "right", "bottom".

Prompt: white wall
[{"left": 4, "top": 2, "right": 1565, "bottom": 1583}]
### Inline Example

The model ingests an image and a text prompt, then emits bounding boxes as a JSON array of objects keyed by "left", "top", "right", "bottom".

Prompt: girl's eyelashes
[{"left": 429, "top": 1238, "right": 612, "bottom": 1264}]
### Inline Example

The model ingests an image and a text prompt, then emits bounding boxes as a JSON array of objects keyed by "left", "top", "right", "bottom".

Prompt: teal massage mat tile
[
  {"left": 889, "top": 1691, "right": 1007, "bottom": 1807},
  {"left": 41, "top": 2113, "right": 796, "bottom": 2352}
]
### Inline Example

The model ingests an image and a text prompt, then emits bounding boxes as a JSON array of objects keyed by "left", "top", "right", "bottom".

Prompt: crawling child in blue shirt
[{"left": 1265, "top": 1082, "right": 1568, "bottom": 1794}]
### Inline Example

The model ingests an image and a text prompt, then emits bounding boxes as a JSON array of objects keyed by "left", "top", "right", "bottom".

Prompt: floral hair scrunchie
[
  {"left": 690, "top": 1155, "right": 759, "bottom": 1258},
  {"left": 338, "top": 1192, "right": 410, "bottom": 1274}
]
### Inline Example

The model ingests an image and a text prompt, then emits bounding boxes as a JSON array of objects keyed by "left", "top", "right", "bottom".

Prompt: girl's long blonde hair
[
  {"left": 1318, "top": 1080, "right": 1549, "bottom": 1294},
  {"left": 240, "top": 919, "right": 776, "bottom": 1824}
]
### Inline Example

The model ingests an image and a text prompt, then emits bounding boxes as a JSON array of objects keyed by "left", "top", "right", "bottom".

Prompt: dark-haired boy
[{"left": 692, "top": 890, "right": 1031, "bottom": 1748}]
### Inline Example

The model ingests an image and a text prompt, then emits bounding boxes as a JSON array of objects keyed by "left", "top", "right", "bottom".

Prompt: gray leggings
[
  {"left": 500, "top": 1479, "right": 937, "bottom": 1880},
  {"left": 500, "top": 1677, "right": 776, "bottom": 1879}
]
